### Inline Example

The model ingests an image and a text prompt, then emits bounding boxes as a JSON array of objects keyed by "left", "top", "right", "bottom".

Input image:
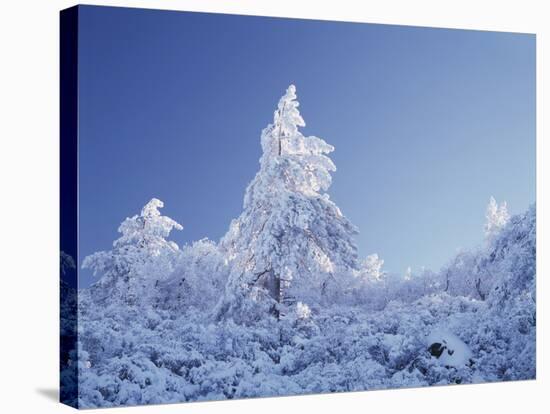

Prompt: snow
[
  {"left": 427, "top": 329, "right": 472, "bottom": 367},
  {"left": 62, "top": 86, "right": 536, "bottom": 409},
  {"left": 296, "top": 302, "right": 312, "bottom": 319}
]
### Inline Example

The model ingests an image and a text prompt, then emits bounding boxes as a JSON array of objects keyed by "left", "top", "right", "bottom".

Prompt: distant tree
[
  {"left": 82, "top": 198, "right": 182, "bottom": 305},
  {"left": 359, "top": 254, "right": 385, "bottom": 282},
  {"left": 218, "top": 85, "right": 358, "bottom": 321},
  {"left": 484, "top": 196, "right": 510, "bottom": 241},
  {"left": 404, "top": 266, "right": 413, "bottom": 281}
]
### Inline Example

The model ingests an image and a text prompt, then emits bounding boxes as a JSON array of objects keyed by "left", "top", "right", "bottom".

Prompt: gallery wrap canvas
[{"left": 60, "top": 4, "right": 536, "bottom": 409}]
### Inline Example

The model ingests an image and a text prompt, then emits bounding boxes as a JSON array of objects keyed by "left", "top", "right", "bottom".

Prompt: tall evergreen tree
[{"left": 218, "top": 85, "right": 358, "bottom": 321}]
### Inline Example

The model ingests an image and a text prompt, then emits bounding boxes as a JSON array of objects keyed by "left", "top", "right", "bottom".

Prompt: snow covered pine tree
[
  {"left": 217, "top": 85, "right": 359, "bottom": 322},
  {"left": 82, "top": 198, "right": 183, "bottom": 306}
]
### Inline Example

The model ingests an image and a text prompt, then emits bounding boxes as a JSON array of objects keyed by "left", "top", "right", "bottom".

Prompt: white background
[{"left": 0, "top": 0, "right": 547, "bottom": 412}]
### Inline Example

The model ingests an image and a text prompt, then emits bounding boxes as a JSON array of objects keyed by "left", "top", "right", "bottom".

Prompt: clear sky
[{"left": 77, "top": 5, "right": 535, "bottom": 288}]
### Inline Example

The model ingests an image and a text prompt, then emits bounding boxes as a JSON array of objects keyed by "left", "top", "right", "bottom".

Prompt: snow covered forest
[{"left": 61, "top": 85, "right": 536, "bottom": 408}]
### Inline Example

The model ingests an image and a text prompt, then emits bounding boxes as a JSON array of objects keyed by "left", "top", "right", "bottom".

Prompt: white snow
[{"left": 427, "top": 329, "right": 472, "bottom": 367}]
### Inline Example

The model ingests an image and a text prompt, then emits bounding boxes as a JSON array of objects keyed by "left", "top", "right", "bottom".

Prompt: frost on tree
[
  {"left": 218, "top": 85, "right": 359, "bottom": 321},
  {"left": 82, "top": 198, "right": 183, "bottom": 305},
  {"left": 156, "top": 238, "right": 229, "bottom": 313},
  {"left": 356, "top": 254, "right": 385, "bottom": 283},
  {"left": 484, "top": 196, "right": 510, "bottom": 241}
]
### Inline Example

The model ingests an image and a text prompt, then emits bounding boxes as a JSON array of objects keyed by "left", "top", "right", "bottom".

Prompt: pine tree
[
  {"left": 83, "top": 198, "right": 183, "bottom": 305},
  {"left": 218, "top": 85, "right": 358, "bottom": 321}
]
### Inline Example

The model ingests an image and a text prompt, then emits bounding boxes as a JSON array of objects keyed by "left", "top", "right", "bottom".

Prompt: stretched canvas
[{"left": 60, "top": 5, "right": 536, "bottom": 409}]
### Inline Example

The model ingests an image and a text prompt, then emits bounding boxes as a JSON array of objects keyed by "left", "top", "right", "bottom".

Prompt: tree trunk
[
  {"left": 264, "top": 270, "right": 281, "bottom": 319},
  {"left": 277, "top": 102, "right": 286, "bottom": 156}
]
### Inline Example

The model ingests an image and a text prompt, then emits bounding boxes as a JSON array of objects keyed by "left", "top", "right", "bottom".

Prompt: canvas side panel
[{"left": 60, "top": 5, "right": 79, "bottom": 409}]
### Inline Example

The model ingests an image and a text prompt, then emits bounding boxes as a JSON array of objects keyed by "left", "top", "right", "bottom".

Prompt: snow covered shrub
[
  {"left": 486, "top": 204, "right": 535, "bottom": 307},
  {"left": 156, "top": 238, "right": 228, "bottom": 314}
]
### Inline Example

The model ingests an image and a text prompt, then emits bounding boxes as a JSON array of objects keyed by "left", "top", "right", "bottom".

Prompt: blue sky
[{"left": 77, "top": 5, "right": 535, "bottom": 288}]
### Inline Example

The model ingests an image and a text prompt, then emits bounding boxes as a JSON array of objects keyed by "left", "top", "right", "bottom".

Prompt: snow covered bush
[{"left": 156, "top": 238, "right": 228, "bottom": 313}]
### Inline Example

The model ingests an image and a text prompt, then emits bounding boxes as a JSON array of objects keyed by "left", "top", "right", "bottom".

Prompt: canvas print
[{"left": 60, "top": 5, "right": 536, "bottom": 409}]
